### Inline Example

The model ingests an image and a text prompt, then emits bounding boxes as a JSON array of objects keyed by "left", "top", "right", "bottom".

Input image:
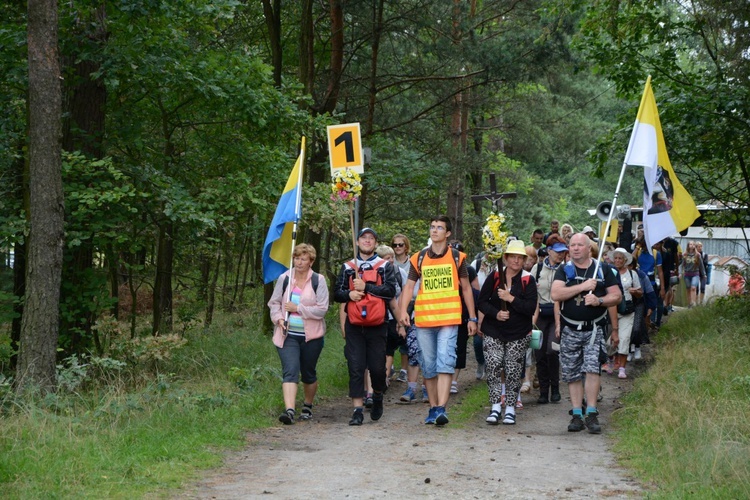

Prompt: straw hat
[
  {"left": 607, "top": 247, "right": 633, "bottom": 266},
  {"left": 505, "top": 239, "right": 527, "bottom": 256}
]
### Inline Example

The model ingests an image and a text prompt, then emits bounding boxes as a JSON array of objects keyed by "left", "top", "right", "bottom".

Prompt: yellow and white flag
[{"left": 623, "top": 76, "right": 699, "bottom": 249}]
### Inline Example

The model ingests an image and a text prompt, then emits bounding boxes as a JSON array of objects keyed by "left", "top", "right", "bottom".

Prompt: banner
[
  {"left": 262, "top": 138, "right": 305, "bottom": 284},
  {"left": 623, "top": 76, "right": 699, "bottom": 248}
]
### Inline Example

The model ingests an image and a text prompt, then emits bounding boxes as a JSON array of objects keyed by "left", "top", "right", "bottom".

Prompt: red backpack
[{"left": 346, "top": 259, "right": 387, "bottom": 327}]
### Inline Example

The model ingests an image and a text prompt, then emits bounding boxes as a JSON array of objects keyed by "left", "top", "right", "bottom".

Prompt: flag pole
[
  {"left": 283, "top": 136, "right": 306, "bottom": 330},
  {"left": 593, "top": 160, "right": 628, "bottom": 279}
]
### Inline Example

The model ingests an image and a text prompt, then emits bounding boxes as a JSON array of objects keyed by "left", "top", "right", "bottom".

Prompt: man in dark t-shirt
[{"left": 551, "top": 233, "right": 621, "bottom": 435}]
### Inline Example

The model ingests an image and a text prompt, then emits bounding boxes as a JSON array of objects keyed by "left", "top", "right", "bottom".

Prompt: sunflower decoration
[
  {"left": 330, "top": 169, "right": 363, "bottom": 202},
  {"left": 482, "top": 212, "right": 509, "bottom": 261}
]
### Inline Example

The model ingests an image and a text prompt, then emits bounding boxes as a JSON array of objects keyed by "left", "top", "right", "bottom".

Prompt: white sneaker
[
  {"left": 475, "top": 363, "right": 485, "bottom": 380},
  {"left": 634, "top": 348, "right": 642, "bottom": 360},
  {"left": 627, "top": 353, "right": 633, "bottom": 362}
]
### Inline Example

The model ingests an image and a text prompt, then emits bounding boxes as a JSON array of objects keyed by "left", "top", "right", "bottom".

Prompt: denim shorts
[
  {"left": 686, "top": 274, "right": 700, "bottom": 289},
  {"left": 415, "top": 325, "right": 458, "bottom": 379}
]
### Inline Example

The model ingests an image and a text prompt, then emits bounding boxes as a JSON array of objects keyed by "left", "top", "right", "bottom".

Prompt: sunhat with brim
[
  {"left": 504, "top": 240, "right": 527, "bottom": 256},
  {"left": 607, "top": 247, "right": 633, "bottom": 266},
  {"left": 548, "top": 242, "right": 568, "bottom": 253}
]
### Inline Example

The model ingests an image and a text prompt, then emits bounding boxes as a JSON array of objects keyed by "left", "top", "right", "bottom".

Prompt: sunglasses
[{"left": 392, "top": 242, "right": 406, "bottom": 248}]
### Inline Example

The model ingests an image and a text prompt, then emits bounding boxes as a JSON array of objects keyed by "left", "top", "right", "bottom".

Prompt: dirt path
[{"left": 185, "top": 352, "right": 646, "bottom": 499}]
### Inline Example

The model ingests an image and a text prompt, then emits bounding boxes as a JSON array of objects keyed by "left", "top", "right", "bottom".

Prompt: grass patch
[
  {"left": 449, "top": 380, "right": 489, "bottom": 428},
  {"left": 612, "top": 296, "right": 750, "bottom": 498},
  {"left": 0, "top": 306, "right": 347, "bottom": 498}
]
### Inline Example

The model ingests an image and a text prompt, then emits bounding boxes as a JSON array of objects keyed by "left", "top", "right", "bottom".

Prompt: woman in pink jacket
[{"left": 268, "top": 244, "right": 329, "bottom": 425}]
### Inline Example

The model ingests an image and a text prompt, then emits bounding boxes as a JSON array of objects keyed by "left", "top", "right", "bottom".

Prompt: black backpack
[{"left": 282, "top": 273, "right": 320, "bottom": 294}]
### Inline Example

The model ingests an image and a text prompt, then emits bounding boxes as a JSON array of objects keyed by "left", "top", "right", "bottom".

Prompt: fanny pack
[{"left": 539, "top": 302, "right": 555, "bottom": 318}]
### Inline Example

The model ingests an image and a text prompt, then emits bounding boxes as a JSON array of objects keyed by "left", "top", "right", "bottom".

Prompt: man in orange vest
[{"left": 398, "top": 216, "right": 477, "bottom": 426}]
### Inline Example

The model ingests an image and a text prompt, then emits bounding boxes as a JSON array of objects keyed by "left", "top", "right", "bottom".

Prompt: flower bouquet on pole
[
  {"left": 331, "top": 169, "right": 363, "bottom": 260},
  {"left": 482, "top": 211, "right": 510, "bottom": 309}
]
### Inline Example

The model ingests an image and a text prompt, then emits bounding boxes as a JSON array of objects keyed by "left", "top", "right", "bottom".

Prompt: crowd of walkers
[{"left": 268, "top": 217, "right": 702, "bottom": 433}]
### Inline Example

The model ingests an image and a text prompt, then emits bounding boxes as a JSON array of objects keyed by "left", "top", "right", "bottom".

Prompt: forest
[{"left": 1, "top": 0, "right": 749, "bottom": 391}]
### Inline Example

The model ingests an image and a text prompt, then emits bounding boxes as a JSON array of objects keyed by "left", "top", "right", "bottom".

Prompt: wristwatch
[
  {"left": 598, "top": 298, "right": 604, "bottom": 306},
  {"left": 468, "top": 317, "right": 478, "bottom": 323}
]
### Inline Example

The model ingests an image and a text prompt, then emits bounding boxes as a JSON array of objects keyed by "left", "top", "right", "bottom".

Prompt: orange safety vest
[{"left": 410, "top": 250, "right": 463, "bottom": 327}]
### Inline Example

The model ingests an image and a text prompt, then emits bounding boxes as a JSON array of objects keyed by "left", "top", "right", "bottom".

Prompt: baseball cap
[
  {"left": 357, "top": 227, "right": 378, "bottom": 240},
  {"left": 582, "top": 225, "right": 595, "bottom": 234},
  {"left": 549, "top": 242, "right": 568, "bottom": 253}
]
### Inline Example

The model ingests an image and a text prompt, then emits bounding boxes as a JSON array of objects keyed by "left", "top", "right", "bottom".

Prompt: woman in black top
[{"left": 477, "top": 240, "right": 538, "bottom": 425}]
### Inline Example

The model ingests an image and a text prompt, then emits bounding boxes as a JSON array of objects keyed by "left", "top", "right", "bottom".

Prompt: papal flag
[
  {"left": 262, "top": 137, "right": 305, "bottom": 284},
  {"left": 623, "top": 76, "right": 700, "bottom": 249}
]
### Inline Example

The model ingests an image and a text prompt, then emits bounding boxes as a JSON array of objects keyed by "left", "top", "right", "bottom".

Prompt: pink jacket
[{"left": 268, "top": 269, "right": 329, "bottom": 348}]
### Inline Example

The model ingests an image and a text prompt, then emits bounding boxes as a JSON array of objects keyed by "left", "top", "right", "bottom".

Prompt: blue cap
[
  {"left": 549, "top": 242, "right": 568, "bottom": 252},
  {"left": 358, "top": 227, "right": 378, "bottom": 240}
]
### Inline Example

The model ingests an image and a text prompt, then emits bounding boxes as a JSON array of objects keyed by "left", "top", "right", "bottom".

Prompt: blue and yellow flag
[
  {"left": 623, "top": 77, "right": 699, "bottom": 248},
  {"left": 262, "top": 137, "right": 305, "bottom": 284}
]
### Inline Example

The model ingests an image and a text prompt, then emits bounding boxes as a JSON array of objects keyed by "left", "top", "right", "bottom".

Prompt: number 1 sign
[{"left": 327, "top": 123, "right": 365, "bottom": 175}]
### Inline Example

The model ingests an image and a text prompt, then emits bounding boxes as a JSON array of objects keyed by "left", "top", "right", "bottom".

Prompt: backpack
[
  {"left": 346, "top": 259, "right": 387, "bottom": 327},
  {"left": 416, "top": 247, "right": 461, "bottom": 276},
  {"left": 493, "top": 269, "right": 531, "bottom": 293},
  {"left": 561, "top": 261, "right": 623, "bottom": 313},
  {"left": 282, "top": 273, "right": 320, "bottom": 295}
]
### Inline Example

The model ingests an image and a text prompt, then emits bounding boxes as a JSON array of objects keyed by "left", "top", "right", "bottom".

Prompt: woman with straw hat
[
  {"left": 477, "top": 240, "right": 537, "bottom": 425},
  {"left": 607, "top": 247, "right": 642, "bottom": 379}
]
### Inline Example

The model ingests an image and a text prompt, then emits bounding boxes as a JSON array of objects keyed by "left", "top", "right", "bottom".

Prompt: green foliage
[{"left": 0, "top": 309, "right": 348, "bottom": 498}]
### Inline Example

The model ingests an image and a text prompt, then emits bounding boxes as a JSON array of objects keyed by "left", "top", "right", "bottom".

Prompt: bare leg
[
  {"left": 302, "top": 381, "right": 317, "bottom": 406},
  {"left": 282, "top": 382, "right": 298, "bottom": 410},
  {"left": 424, "top": 377, "right": 438, "bottom": 406},
  {"left": 584, "top": 373, "right": 601, "bottom": 408},
  {"left": 437, "top": 373, "right": 453, "bottom": 406},
  {"left": 568, "top": 379, "right": 583, "bottom": 408}
]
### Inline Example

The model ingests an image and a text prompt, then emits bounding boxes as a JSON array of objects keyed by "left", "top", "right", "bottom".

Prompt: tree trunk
[
  {"left": 204, "top": 249, "right": 221, "bottom": 328},
  {"left": 299, "top": 0, "right": 314, "bottom": 95},
  {"left": 17, "top": 0, "right": 64, "bottom": 393},
  {"left": 261, "top": 0, "right": 282, "bottom": 88},
  {"left": 152, "top": 221, "right": 174, "bottom": 335},
  {"left": 318, "top": 0, "right": 344, "bottom": 114}
]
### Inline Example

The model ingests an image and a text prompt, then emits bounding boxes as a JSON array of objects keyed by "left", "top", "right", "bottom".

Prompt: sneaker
[
  {"left": 421, "top": 385, "right": 429, "bottom": 403},
  {"left": 627, "top": 353, "right": 633, "bottom": 362},
  {"left": 450, "top": 382, "right": 458, "bottom": 394},
  {"left": 568, "top": 414, "right": 585, "bottom": 432},
  {"left": 618, "top": 367, "right": 627, "bottom": 379},
  {"left": 424, "top": 407, "right": 437, "bottom": 425},
  {"left": 396, "top": 369, "right": 408, "bottom": 383},
  {"left": 550, "top": 387, "right": 561, "bottom": 403},
  {"left": 476, "top": 363, "right": 485, "bottom": 380},
  {"left": 364, "top": 394, "right": 374, "bottom": 408},
  {"left": 400, "top": 387, "right": 416, "bottom": 402},
  {"left": 371, "top": 393, "right": 384, "bottom": 421},
  {"left": 278, "top": 409, "right": 295, "bottom": 425},
  {"left": 585, "top": 411, "right": 602, "bottom": 434},
  {"left": 349, "top": 409, "right": 364, "bottom": 426},
  {"left": 634, "top": 347, "right": 642, "bottom": 360},
  {"left": 435, "top": 407, "right": 449, "bottom": 426}
]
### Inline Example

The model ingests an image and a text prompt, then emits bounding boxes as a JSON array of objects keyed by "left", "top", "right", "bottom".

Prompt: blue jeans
[{"left": 415, "top": 325, "right": 458, "bottom": 379}]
